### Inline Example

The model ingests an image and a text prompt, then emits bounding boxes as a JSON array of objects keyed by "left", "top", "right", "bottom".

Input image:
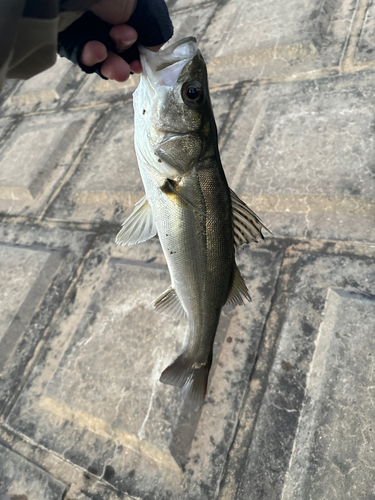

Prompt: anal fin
[
  {"left": 115, "top": 195, "right": 157, "bottom": 246},
  {"left": 226, "top": 263, "right": 251, "bottom": 306},
  {"left": 153, "top": 285, "right": 186, "bottom": 320}
]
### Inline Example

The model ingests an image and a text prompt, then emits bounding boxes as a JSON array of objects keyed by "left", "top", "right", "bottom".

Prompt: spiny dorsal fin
[
  {"left": 230, "top": 188, "right": 271, "bottom": 249},
  {"left": 153, "top": 285, "right": 186, "bottom": 320},
  {"left": 115, "top": 196, "right": 157, "bottom": 246},
  {"left": 226, "top": 263, "right": 251, "bottom": 306}
]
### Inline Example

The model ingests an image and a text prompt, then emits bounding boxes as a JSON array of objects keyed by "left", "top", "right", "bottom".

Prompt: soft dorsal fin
[
  {"left": 153, "top": 285, "right": 186, "bottom": 320},
  {"left": 230, "top": 189, "right": 271, "bottom": 249},
  {"left": 226, "top": 263, "right": 251, "bottom": 306},
  {"left": 115, "top": 195, "right": 157, "bottom": 246}
]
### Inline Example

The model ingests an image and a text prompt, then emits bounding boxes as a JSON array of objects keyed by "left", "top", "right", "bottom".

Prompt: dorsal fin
[
  {"left": 230, "top": 188, "right": 271, "bottom": 249},
  {"left": 153, "top": 285, "right": 186, "bottom": 320},
  {"left": 115, "top": 196, "right": 157, "bottom": 246},
  {"left": 226, "top": 263, "right": 251, "bottom": 306}
]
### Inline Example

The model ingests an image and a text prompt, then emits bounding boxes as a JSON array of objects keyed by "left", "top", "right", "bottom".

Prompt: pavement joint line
[
  {"left": 217, "top": 81, "right": 251, "bottom": 153},
  {"left": 169, "top": 1, "right": 218, "bottom": 15},
  {"left": 1, "top": 212, "right": 375, "bottom": 258},
  {"left": 63, "top": 101, "right": 113, "bottom": 112},
  {"left": 0, "top": 422, "right": 120, "bottom": 494},
  {"left": 3, "top": 62, "right": 375, "bottom": 122},
  {"left": 0, "top": 214, "right": 121, "bottom": 233},
  {"left": 340, "top": 0, "right": 369, "bottom": 69},
  {"left": 65, "top": 94, "right": 134, "bottom": 112},
  {"left": 0, "top": 432, "right": 68, "bottom": 485},
  {"left": 63, "top": 73, "right": 90, "bottom": 109},
  {"left": 229, "top": 102, "right": 267, "bottom": 193}
]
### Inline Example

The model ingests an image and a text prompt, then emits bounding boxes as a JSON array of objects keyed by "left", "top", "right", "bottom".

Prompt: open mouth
[
  {"left": 139, "top": 37, "right": 198, "bottom": 85},
  {"left": 154, "top": 37, "right": 198, "bottom": 71}
]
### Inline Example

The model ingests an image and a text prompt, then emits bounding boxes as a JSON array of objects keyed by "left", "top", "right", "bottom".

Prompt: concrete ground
[{"left": 0, "top": 0, "right": 375, "bottom": 499}]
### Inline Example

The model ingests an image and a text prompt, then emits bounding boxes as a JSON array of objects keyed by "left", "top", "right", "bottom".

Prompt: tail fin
[{"left": 160, "top": 351, "right": 212, "bottom": 405}]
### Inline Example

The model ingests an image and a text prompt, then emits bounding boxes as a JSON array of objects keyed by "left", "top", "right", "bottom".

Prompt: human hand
[
  {"left": 81, "top": 0, "right": 162, "bottom": 81},
  {"left": 58, "top": 0, "right": 173, "bottom": 82}
]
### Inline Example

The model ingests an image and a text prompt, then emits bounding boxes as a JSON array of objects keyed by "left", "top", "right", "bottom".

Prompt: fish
[{"left": 116, "top": 37, "right": 269, "bottom": 404}]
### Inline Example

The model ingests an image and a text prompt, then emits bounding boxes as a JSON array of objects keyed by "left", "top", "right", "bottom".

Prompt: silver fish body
[{"left": 116, "top": 38, "right": 268, "bottom": 403}]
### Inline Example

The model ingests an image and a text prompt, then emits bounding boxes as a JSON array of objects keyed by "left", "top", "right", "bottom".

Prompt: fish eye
[{"left": 182, "top": 81, "right": 204, "bottom": 106}]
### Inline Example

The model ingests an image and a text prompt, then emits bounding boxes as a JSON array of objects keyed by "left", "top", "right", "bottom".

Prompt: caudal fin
[{"left": 160, "top": 351, "right": 212, "bottom": 405}]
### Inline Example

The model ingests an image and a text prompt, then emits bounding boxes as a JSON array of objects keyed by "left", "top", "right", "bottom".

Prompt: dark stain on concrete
[{"left": 103, "top": 465, "right": 115, "bottom": 481}]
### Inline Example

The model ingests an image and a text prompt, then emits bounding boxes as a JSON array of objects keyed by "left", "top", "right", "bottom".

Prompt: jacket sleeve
[{"left": 0, "top": 0, "right": 97, "bottom": 88}]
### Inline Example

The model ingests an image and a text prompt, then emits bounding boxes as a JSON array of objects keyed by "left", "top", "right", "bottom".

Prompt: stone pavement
[{"left": 0, "top": 0, "right": 374, "bottom": 499}]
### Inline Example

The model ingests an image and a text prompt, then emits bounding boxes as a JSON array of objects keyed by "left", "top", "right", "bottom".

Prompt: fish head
[{"left": 134, "top": 37, "right": 216, "bottom": 178}]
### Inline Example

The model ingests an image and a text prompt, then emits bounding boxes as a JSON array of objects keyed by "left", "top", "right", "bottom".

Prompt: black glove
[{"left": 58, "top": 0, "right": 173, "bottom": 79}]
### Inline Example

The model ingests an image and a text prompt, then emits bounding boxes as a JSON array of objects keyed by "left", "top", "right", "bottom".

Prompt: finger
[
  {"left": 80, "top": 40, "right": 107, "bottom": 67},
  {"left": 129, "top": 59, "right": 142, "bottom": 74},
  {"left": 90, "top": 0, "right": 137, "bottom": 25},
  {"left": 100, "top": 52, "right": 131, "bottom": 81},
  {"left": 109, "top": 24, "right": 138, "bottom": 52}
]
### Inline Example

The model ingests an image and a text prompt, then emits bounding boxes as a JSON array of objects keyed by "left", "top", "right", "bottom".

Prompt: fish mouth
[
  {"left": 139, "top": 37, "right": 198, "bottom": 87},
  {"left": 139, "top": 37, "right": 197, "bottom": 70}
]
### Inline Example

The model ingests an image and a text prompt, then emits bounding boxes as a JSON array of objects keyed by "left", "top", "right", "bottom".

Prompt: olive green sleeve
[{"left": 0, "top": 0, "right": 98, "bottom": 89}]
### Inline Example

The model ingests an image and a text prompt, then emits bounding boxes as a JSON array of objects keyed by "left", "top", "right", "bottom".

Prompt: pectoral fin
[
  {"left": 230, "top": 189, "right": 271, "bottom": 249},
  {"left": 115, "top": 196, "right": 157, "bottom": 246},
  {"left": 153, "top": 285, "right": 186, "bottom": 320},
  {"left": 226, "top": 263, "right": 251, "bottom": 306}
]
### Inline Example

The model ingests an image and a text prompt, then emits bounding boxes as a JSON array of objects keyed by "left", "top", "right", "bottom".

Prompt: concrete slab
[
  {"left": 0, "top": 223, "right": 95, "bottom": 417},
  {"left": 200, "top": 0, "right": 355, "bottom": 84},
  {"left": 0, "top": 110, "right": 99, "bottom": 217},
  {"left": 71, "top": 72, "right": 140, "bottom": 108},
  {"left": 5, "top": 234, "right": 282, "bottom": 499},
  {"left": 0, "top": 443, "right": 66, "bottom": 500},
  {"left": 2, "top": 57, "right": 85, "bottom": 116},
  {"left": 237, "top": 251, "right": 375, "bottom": 500},
  {"left": 282, "top": 288, "right": 375, "bottom": 500},
  {"left": 169, "top": 3, "right": 217, "bottom": 46},
  {"left": 221, "top": 71, "right": 375, "bottom": 242},
  {"left": 44, "top": 100, "right": 142, "bottom": 224},
  {"left": 0, "top": 245, "right": 52, "bottom": 344}
]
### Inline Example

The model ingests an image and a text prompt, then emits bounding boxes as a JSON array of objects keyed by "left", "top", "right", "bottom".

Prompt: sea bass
[{"left": 116, "top": 37, "right": 268, "bottom": 404}]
